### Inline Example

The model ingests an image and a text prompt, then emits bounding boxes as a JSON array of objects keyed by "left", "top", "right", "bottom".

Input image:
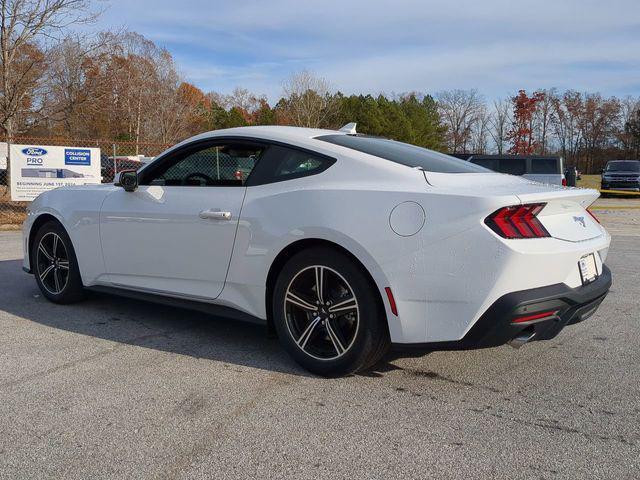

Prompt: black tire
[
  {"left": 272, "top": 247, "right": 390, "bottom": 377},
  {"left": 31, "top": 220, "right": 86, "bottom": 304}
]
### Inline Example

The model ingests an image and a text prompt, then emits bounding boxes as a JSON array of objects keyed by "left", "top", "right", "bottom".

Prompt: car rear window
[
  {"left": 316, "top": 135, "right": 489, "bottom": 173},
  {"left": 530, "top": 158, "right": 560, "bottom": 174}
]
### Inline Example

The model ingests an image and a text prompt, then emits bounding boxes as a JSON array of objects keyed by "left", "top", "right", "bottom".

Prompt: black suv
[{"left": 601, "top": 160, "right": 640, "bottom": 192}]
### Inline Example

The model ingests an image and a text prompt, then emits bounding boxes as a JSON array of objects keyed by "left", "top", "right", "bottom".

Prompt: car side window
[
  {"left": 530, "top": 158, "right": 559, "bottom": 174},
  {"left": 497, "top": 159, "right": 527, "bottom": 175},
  {"left": 142, "top": 143, "right": 263, "bottom": 187},
  {"left": 472, "top": 158, "right": 499, "bottom": 171},
  {"left": 247, "top": 145, "right": 335, "bottom": 186}
]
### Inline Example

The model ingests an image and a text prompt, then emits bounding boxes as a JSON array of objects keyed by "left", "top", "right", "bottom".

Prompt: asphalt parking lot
[{"left": 0, "top": 198, "right": 638, "bottom": 479}]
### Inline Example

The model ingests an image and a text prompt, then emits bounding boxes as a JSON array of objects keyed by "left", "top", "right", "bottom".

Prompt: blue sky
[{"left": 93, "top": 0, "right": 640, "bottom": 101}]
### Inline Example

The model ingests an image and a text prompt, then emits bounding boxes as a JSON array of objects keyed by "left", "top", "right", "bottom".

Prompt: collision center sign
[{"left": 9, "top": 144, "right": 101, "bottom": 201}]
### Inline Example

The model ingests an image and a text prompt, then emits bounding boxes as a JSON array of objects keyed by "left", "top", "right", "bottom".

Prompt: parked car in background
[
  {"left": 100, "top": 156, "right": 146, "bottom": 183},
  {"left": 100, "top": 153, "right": 113, "bottom": 183},
  {"left": 464, "top": 155, "right": 566, "bottom": 186},
  {"left": 601, "top": 160, "right": 640, "bottom": 193}
]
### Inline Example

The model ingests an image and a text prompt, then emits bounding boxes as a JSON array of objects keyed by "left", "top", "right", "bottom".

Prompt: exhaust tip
[{"left": 508, "top": 328, "right": 536, "bottom": 349}]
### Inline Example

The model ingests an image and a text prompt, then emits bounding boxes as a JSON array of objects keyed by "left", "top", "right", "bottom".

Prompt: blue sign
[
  {"left": 22, "top": 147, "right": 47, "bottom": 156},
  {"left": 65, "top": 148, "right": 91, "bottom": 166}
]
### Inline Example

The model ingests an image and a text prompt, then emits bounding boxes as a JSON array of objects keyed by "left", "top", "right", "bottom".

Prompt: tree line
[{"left": 1, "top": 1, "right": 639, "bottom": 172}]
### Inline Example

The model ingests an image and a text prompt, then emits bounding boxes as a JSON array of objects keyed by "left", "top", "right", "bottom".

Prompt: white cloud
[{"left": 94, "top": 0, "right": 640, "bottom": 99}]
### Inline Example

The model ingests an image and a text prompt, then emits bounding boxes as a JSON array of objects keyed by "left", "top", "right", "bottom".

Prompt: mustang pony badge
[{"left": 573, "top": 216, "right": 586, "bottom": 228}]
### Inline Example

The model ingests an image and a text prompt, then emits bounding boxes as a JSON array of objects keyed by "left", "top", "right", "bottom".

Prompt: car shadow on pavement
[{"left": 0, "top": 259, "right": 316, "bottom": 377}]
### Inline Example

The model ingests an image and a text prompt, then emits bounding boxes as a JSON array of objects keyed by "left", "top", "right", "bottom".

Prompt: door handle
[{"left": 199, "top": 210, "right": 232, "bottom": 220}]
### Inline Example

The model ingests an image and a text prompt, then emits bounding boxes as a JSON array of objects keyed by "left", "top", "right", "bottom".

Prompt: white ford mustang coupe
[{"left": 22, "top": 125, "right": 612, "bottom": 376}]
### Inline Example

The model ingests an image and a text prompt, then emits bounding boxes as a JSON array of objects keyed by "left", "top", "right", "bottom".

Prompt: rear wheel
[
  {"left": 31, "top": 221, "right": 85, "bottom": 304},
  {"left": 272, "top": 247, "right": 390, "bottom": 377}
]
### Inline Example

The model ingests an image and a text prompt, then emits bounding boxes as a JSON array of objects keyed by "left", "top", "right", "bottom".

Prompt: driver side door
[{"left": 98, "top": 139, "right": 263, "bottom": 300}]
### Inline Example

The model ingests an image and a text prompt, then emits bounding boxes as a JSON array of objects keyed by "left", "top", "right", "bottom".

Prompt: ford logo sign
[{"left": 22, "top": 147, "right": 48, "bottom": 156}]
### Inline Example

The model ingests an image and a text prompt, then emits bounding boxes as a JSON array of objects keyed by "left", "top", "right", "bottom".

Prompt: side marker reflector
[{"left": 385, "top": 287, "right": 398, "bottom": 316}]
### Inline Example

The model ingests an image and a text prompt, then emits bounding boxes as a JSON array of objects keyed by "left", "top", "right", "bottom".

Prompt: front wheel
[
  {"left": 272, "top": 247, "right": 390, "bottom": 377},
  {"left": 31, "top": 221, "right": 86, "bottom": 304}
]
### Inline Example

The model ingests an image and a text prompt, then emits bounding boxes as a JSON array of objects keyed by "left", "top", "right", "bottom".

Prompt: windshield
[
  {"left": 605, "top": 161, "right": 640, "bottom": 173},
  {"left": 316, "top": 135, "right": 490, "bottom": 174}
]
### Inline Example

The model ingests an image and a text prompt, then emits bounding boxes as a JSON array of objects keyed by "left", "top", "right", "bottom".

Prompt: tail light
[{"left": 485, "top": 203, "right": 550, "bottom": 239}]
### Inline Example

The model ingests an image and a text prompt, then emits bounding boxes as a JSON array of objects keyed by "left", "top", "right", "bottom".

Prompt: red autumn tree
[{"left": 507, "top": 89, "right": 545, "bottom": 154}]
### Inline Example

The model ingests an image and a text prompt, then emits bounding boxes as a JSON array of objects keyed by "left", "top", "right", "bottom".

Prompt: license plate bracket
[{"left": 579, "top": 253, "right": 598, "bottom": 285}]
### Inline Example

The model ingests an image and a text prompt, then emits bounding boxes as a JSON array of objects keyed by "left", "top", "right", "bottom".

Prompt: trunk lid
[{"left": 425, "top": 172, "right": 603, "bottom": 242}]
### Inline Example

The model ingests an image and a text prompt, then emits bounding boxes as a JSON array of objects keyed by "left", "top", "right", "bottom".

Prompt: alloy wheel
[
  {"left": 36, "top": 232, "right": 70, "bottom": 295},
  {"left": 284, "top": 265, "right": 360, "bottom": 360}
]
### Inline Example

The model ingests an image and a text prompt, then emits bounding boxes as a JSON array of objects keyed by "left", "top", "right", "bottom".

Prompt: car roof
[
  {"left": 469, "top": 155, "right": 559, "bottom": 160},
  {"left": 189, "top": 125, "right": 345, "bottom": 144},
  {"left": 161, "top": 126, "right": 351, "bottom": 159}
]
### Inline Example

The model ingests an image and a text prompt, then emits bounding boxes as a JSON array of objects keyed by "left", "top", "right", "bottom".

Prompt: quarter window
[
  {"left": 273, "top": 150, "right": 325, "bottom": 176},
  {"left": 247, "top": 145, "right": 335, "bottom": 185}
]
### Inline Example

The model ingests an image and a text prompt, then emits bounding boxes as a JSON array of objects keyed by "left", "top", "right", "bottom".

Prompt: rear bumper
[{"left": 393, "top": 265, "right": 612, "bottom": 351}]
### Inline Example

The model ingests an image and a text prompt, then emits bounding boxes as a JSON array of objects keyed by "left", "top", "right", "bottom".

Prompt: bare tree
[
  {"left": 577, "top": 93, "right": 621, "bottom": 172},
  {"left": 470, "top": 104, "right": 490, "bottom": 154},
  {"left": 145, "top": 51, "right": 194, "bottom": 144},
  {"left": 42, "top": 33, "right": 113, "bottom": 136},
  {"left": 534, "top": 89, "right": 556, "bottom": 154},
  {"left": 281, "top": 70, "right": 337, "bottom": 128},
  {"left": 0, "top": 0, "right": 97, "bottom": 138},
  {"left": 206, "top": 91, "right": 227, "bottom": 109},
  {"left": 626, "top": 107, "right": 640, "bottom": 158},
  {"left": 551, "top": 91, "right": 583, "bottom": 169},
  {"left": 84, "top": 31, "right": 174, "bottom": 151},
  {"left": 618, "top": 95, "right": 640, "bottom": 155},
  {"left": 226, "top": 87, "right": 264, "bottom": 114},
  {"left": 0, "top": 0, "right": 98, "bottom": 189},
  {"left": 436, "top": 89, "right": 483, "bottom": 153},
  {"left": 488, "top": 98, "right": 511, "bottom": 154}
]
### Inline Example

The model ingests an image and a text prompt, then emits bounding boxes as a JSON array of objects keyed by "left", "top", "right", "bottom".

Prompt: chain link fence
[
  {"left": 0, "top": 137, "right": 172, "bottom": 228},
  {"left": 151, "top": 145, "right": 260, "bottom": 187}
]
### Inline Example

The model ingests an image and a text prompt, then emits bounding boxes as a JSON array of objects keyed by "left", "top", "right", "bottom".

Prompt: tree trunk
[{"left": 135, "top": 93, "right": 142, "bottom": 155}]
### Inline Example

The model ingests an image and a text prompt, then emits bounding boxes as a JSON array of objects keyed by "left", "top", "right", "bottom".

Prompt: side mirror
[{"left": 115, "top": 170, "right": 138, "bottom": 192}]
